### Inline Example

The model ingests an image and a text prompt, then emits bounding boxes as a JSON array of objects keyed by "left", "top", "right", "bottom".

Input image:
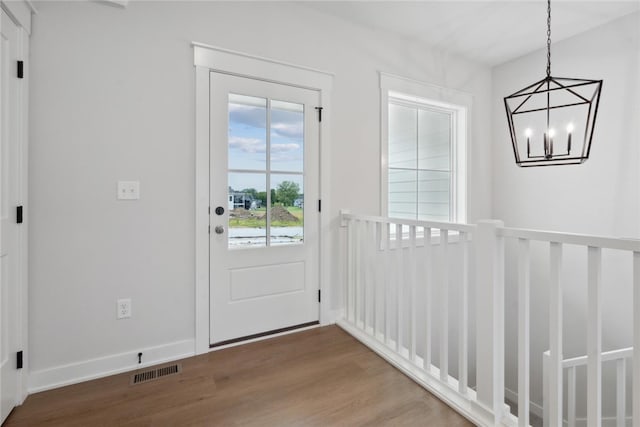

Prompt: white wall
[
  {"left": 28, "top": 1, "right": 492, "bottom": 389},
  {"left": 492, "top": 12, "right": 640, "bottom": 418}
]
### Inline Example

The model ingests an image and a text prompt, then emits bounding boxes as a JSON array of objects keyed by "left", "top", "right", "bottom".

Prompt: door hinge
[
  {"left": 318, "top": 289, "right": 321, "bottom": 303},
  {"left": 318, "top": 200, "right": 321, "bottom": 213},
  {"left": 208, "top": 225, "right": 211, "bottom": 234},
  {"left": 315, "top": 107, "right": 323, "bottom": 122},
  {"left": 208, "top": 206, "right": 211, "bottom": 215},
  {"left": 16, "top": 206, "right": 23, "bottom": 224},
  {"left": 17, "top": 351, "right": 23, "bottom": 369},
  {"left": 17, "top": 61, "right": 24, "bottom": 79}
]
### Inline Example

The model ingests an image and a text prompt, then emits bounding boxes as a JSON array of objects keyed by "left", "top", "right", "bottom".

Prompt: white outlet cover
[
  {"left": 117, "top": 181, "right": 140, "bottom": 200},
  {"left": 117, "top": 298, "right": 132, "bottom": 319}
]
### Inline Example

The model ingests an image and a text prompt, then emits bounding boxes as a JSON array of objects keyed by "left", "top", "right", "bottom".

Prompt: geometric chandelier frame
[
  {"left": 504, "top": 0, "right": 603, "bottom": 167},
  {"left": 504, "top": 76, "right": 602, "bottom": 167}
]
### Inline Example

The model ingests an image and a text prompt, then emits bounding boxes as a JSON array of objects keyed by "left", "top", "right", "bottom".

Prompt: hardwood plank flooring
[{"left": 4, "top": 326, "right": 474, "bottom": 426}]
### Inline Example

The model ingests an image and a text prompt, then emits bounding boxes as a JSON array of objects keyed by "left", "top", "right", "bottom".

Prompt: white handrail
[
  {"left": 341, "top": 212, "right": 477, "bottom": 233},
  {"left": 559, "top": 347, "right": 633, "bottom": 368},
  {"left": 500, "top": 226, "right": 640, "bottom": 252}
]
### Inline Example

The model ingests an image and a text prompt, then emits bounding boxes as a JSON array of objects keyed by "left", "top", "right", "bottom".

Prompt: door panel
[
  {"left": 0, "top": 9, "right": 21, "bottom": 424},
  {"left": 209, "top": 73, "right": 320, "bottom": 345}
]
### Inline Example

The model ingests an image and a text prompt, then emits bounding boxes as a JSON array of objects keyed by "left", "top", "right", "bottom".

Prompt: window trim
[{"left": 380, "top": 72, "right": 471, "bottom": 224}]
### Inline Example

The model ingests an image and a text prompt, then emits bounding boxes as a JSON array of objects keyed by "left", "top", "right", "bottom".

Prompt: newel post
[{"left": 473, "top": 220, "right": 505, "bottom": 425}]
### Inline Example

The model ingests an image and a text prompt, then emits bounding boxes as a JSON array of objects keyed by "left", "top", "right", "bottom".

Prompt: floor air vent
[{"left": 130, "top": 363, "right": 182, "bottom": 385}]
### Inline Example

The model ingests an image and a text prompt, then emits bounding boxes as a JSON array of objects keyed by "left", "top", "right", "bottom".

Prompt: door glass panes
[
  {"left": 270, "top": 174, "right": 304, "bottom": 246},
  {"left": 227, "top": 94, "right": 305, "bottom": 249},
  {"left": 228, "top": 94, "right": 267, "bottom": 170},
  {"left": 270, "top": 100, "right": 304, "bottom": 172},
  {"left": 228, "top": 173, "right": 266, "bottom": 248}
]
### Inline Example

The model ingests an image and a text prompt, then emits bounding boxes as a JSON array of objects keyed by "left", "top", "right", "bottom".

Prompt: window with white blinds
[
  {"left": 380, "top": 74, "right": 469, "bottom": 225},
  {"left": 388, "top": 96, "right": 458, "bottom": 222}
]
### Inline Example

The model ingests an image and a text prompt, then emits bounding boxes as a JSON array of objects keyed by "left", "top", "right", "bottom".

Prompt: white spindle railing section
[
  {"left": 500, "top": 226, "right": 640, "bottom": 427},
  {"left": 339, "top": 212, "right": 640, "bottom": 427},
  {"left": 543, "top": 347, "right": 633, "bottom": 427},
  {"left": 339, "top": 212, "right": 480, "bottom": 420}
]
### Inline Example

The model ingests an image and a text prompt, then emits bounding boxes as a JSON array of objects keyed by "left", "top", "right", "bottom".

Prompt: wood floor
[{"left": 5, "top": 326, "right": 474, "bottom": 426}]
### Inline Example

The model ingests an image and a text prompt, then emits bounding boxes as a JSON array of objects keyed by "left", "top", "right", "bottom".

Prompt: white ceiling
[{"left": 301, "top": 1, "right": 640, "bottom": 66}]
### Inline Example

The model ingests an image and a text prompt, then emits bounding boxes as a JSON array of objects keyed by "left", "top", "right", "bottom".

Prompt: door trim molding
[
  {"left": 192, "top": 42, "right": 335, "bottom": 78},
  {"left": 193, "top": 44, "right": 334, "bottom": 355},
  {"left": 1, "top": 4, "right": 32, "bottom": 407}
]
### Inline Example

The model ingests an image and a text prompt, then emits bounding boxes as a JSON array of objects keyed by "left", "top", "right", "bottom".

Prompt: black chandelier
[{"left": 504, "top": 0, "right": 602, "bottom": 167}]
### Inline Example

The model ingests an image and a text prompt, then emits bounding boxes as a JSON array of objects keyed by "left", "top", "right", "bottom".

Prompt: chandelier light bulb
[
  {"left": 524, "top": 128, "right": 533, "bottom": 137},
  {"left": 548, "top": 129, "right": 556, "bottom": 138},
  {"left": 566, "top": 123, "right": 574, "bottom": 133}
]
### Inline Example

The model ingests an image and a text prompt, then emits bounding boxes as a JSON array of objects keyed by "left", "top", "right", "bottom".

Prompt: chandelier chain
[{"left": 546, "top": 0, "right": 552, "bottom": 77}]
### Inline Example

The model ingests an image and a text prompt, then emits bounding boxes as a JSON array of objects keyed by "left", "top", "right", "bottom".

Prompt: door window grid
[{"left": 227, "top": 93, "right": 304, "bottom": 248}]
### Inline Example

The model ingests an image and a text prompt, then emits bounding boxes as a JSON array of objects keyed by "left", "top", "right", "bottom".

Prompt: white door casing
[
  {"left": 193, "top": 43, "right": 334, "bottom": 354},
  {"left": 209, "top": 73, "right": 320, "bottom": 345},
  {"left": 0, "top": 8, "right": 24, "bottom": 423}
]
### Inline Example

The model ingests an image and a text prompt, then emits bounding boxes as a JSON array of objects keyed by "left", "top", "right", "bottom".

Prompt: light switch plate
[{"left": 117, "top": 181, "right": 140, "bottom": 200}]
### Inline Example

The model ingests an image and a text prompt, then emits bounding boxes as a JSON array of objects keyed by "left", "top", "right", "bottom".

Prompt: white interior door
[
  {"left": 0, "top": 9, "right": 21, "bottom": 424},
  {"left": 209, "top": 72, "right": 320, "bottom": 346}
]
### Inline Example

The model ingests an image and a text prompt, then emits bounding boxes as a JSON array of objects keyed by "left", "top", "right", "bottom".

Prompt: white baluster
[
  {"left": 346, "top": 219, "right": 356, "bottom": 324},
  {"left": 396, "top": 223, "right": 403, "bottom": 353},
  {"left": 409, "top": 225, "right": 417, "bottom": 362},
  {"left": 549, "top": 242, "right": 563, "bottom": 427},
  {"left": 373, "top": 221, "right": 380, "bottom": 340},
  {"left": 616, "top": 358, "right": 625, "bottom": 427},
  {"left": 355, "top": 219, "right": 362, "bottom": 329},
  {"left": 384, "top": 222, "right": 391, "bottom": 346},
  {"left": 362, "top": 220, "right": 369, "bottom": 332},
  {"left": 424, "top": 226, "right": 432, "bottom": 372},
  {"left": 634, "top": 251, "right": 640, "bottom": 427},
  {"left": 587, "top": 246, "right": 602, "bottom": 427},
  {"left": 543, "top": 351, "right": 550, "bottom": 427},
  {"left": 458, "top": 231, "right": 469, "bottom": 395},
  {"left": 518, "top": 238, "right": 531, "bottom": 427},
  {"left": 440, "top": 229, "right": 449, "bottom": 383},
  {"left": 568, "top": 366, "right": 576, "bottom": 427}
]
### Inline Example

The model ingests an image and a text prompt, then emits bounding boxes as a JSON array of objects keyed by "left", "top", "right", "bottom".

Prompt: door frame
[
  {"left": 193, "top": 43, "right": 334, "bottom": 354},
  {"left": 0, "top": 0, "right": 32, "bottom": 407}
]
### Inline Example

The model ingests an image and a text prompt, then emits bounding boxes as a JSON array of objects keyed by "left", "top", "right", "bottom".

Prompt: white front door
[
  {"left": 209, "top": 73, "right": 320, "bottom": 346},
  {"left": 0, "top": 9, "right": 21, "bottom": 423}
]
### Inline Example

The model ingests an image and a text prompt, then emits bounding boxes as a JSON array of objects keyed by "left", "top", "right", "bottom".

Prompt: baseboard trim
[
  {"left": 28, "top": 339, "right": 195, "bottom": 394},
  {"left": 504, "top": 386, "right": 544, "bottom": 419}
]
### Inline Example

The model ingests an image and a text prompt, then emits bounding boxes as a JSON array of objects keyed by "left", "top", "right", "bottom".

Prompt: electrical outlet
[
  {"left": 117, "top": 298, "right": 131, "bottom": 319},
  {"left": 117, "top": 181, "right": 140, "bottom": 200}
]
